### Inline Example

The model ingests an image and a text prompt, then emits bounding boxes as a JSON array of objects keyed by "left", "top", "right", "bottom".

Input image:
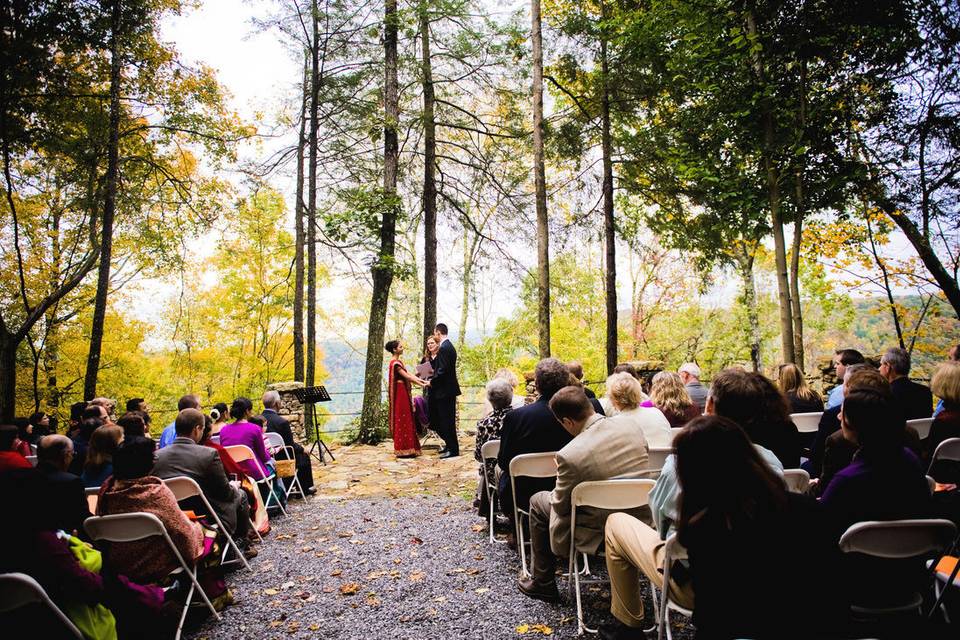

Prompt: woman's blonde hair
[
  {"left": 650, "top": 371, "right": 693, "bottom": 416},
  {"left": 932, "top": 361, "right": 960, "bottom": 405},
  {"left": 605, "top": 372, "right": 645, "bottom": 411},
  {"left": 777, "top": 363, "right": 820, "bottom": 402},
  {"left": 86, "top": 424, "right": 123, "bottom": 469}
]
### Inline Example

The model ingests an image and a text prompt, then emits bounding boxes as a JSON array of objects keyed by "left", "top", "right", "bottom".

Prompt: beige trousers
[{"left": 604, "top": 512, "right": 695, "bottom": 627}]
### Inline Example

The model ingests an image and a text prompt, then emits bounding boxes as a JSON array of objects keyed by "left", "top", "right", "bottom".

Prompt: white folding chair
[
  {"left": 654, "top": 534, "right": 693, "bottom": 640},
  {"left": 29, "top": 443, "right": 37, "bottom": 455},
  {"left": 509, "top": 452, "right": 559, "bottom": 578},
  {"left": 162, "top": 476, "right": 251, "bottom": 571},
  {"left": 85, "top": 486, "right": 100, "bottom": 514},
  {"left": 0, "top": 572, "right": 83, "bottom": 638},
  {"left": 480, "top": 439, "right": 502, "bottom": 544},
  {"left": 783, "top": 468, "right": 810, "bottom": 493},
  {"left": 224, "top": 444, "right": 287, "bottom": 516},
  {"left": 568, "top": 479, "right": 657, "bottom": 635},
  {"left": 931, "top": 553, "right": 960, "bottom": 623},
  {"left": 907, "top": 417, "right": 934, "bottom": 441},
  {"left": 790, "top": 411, "right": 822, "bottom": 433},
  {"left": 25, "top": 455, "right": 37, "bottom": 467},
  {"left": 263, "top": 432, "right": 305, "bottom": 500},
  {"left": 928, "top": 437, "right": 960, "bottom": 477},
  {"left": 838, "top": 519, "right": 957, "bottom": 617},
  {"left": 84, "top": 512, "right": 222, "bottom": 640},
  {"left": 645, "top": 447, "right": 671, "bottom": 479}
]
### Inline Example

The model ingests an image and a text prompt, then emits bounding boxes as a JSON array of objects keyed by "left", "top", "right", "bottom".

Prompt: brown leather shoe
[{"left": 518, "top": 576, "right": 561, "bottom": 603}]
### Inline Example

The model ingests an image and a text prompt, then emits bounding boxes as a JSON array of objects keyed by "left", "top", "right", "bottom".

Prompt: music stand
[{"left": 292, "top": 385, "right": 335, "bottom": 464}]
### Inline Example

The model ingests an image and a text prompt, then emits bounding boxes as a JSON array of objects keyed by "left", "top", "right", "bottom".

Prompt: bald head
[
  {"left": 37, "top": 434, "right": 74, "bottom": 471},
  {"left": 175, "top": 408, "right": 205, "bottom": 441}
]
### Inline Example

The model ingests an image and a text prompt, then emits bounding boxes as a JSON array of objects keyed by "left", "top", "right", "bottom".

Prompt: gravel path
[{"left": 188, "top": 495, "right": 694, "bottom": 640}]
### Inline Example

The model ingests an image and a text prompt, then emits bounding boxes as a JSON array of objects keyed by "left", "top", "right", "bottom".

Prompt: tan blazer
[{"left": 548, "top": 413, "right": 651, "bottom": 556}]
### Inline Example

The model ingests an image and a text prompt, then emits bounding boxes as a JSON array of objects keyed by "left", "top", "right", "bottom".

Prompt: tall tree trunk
[
  {"left": 746, "top": 10, "right": 795, "bottom": 364},
  {"left": 737, "top": 249, "right": 762, "bottom": 372},
  {"left": 599, "top": 3, "right": 616, "bottom": 375},
  {"left": 420, "top": 6, "right": 438, "bottom": 346},
  {"left": 459, "top": 224, "right": 471, "bottom": 351},
  {"left": 358, "top": 0, "right": 399, "bottom": 442},
  {"left": 83, "top": 0, "right": 123, "bottom": 400},
  {"left": 866, "top": 212, "right": 906, "bottom": 348},
  {"left": 789, "top": 59, "right": 807, "bottom": 370},
  {"left": 293, "top": 49, "right": 308, "bottom": 383},
  {"left": 531, "top": 0, "right": 550, "bottom": 358},
  {"left": 45, "top": 208, "right": 63, "bottom": 414},
  {"left": 0, "top": 331, "right": 16, "bottom": 421},
  {"left": 306, "top": 1, "right": 320, "bottom": 393}
]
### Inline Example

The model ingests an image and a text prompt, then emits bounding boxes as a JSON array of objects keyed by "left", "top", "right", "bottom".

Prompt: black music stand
[{"left": 293, "top": 385, "right": 335, "bottom": 464}]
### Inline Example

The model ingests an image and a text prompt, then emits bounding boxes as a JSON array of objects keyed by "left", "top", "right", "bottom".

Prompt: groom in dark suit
[{"left": 429, "top": 323, "right": 461, "bottom": 458}]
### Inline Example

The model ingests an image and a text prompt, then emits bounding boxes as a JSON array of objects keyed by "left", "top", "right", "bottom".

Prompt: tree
[
  {"left": 419, "top": 3, "right": 438, "bottom": 345},
  {"left": 357, "top": 0, "right": 401, "bottom": 443},
  {"left": 531, "top": 0, "right": 551, "bottom": 359}
]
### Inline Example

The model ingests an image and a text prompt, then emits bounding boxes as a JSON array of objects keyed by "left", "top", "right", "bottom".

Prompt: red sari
[{"left": 388, "top": 358, "right": 421, "bottom": 458}]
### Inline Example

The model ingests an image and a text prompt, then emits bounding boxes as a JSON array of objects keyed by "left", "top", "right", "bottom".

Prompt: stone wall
[{"left": 266, "top": 381, "right": 306, "bottom": 442}]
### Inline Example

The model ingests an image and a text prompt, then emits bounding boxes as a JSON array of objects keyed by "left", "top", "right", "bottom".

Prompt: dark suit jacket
[
  {"left": 804, "top": 406, "right": 841, "bottom": 479},
  {"left": 431, "top": 339, "right": 461, "bottom": 399},
  {"left": 35, "top": 463, "right": 91, "bottom": 534},
  {"left": 891, "top": 377, "right": 933, "bottom": 420},
  {"left": 496, "top": 397, "right": 573, "bottom": 512},
  {"left": 152, "top": 436, "right": 243, "bottom": 533}
]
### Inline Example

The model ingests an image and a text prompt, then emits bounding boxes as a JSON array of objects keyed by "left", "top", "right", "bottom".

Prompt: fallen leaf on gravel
[
  {"left": 466, "top": 568, "right": 482, "bottom": 575},
  {"left": 393, "top": 558, "right": 402, "bottom": 565},
  {"left": 399, "top": 615, "right": 411, "bottom": 623},
  {"left": 365, "top": 594, "right": 381, "bottom": 607},
  {"left": 366, "top": 570, "right": 387, "bottom": 580},
  {"left": 337, "top": 531, "right": 355, "bottom": 538},
  {"left": 287, "top": 621, "right": 300, "bottom": 632},
  {"left": 349, "top": 539, "right": 365, "bottom": 545},
  {"left": 275, "top": 534, "right": 294, "bottom": 540},
  {"left": 434, "top": 596, "right": 446, "bottom": 603},
  {"left": 281, "top": 581, "right": 295, "bottom": 590},
  {"left": 339, "top": 582, "right": 360, "bottom": 595},
  {"left": 263, "top": 588, "right": 279, "bottom": 596},
  {"left": 308, "top": 624, "right": 320, "bottom": 631},
  {"left": 470, "top": 524, "right": 484, "bottom": 532},
  {"left": 270, "top": 620, "right": 283, "bottom": 628},
  {"left": 327, "top": 545, "right": 341, "bottom": 552},
  {"left": 330, "top": 569, "right": 342, "bottom": 577},
  {"left": 322, "top": 586, "right": 334, "bottom": 593},
  {"left": 300, "top": 546, "right": 314, "bottom": 552},
  {"left": 516, "top": 623, "right": 553, "bottom": 635},
  {"left": 410, "top": 536, "right": 423, "bottom": 544},
  {"left": 408, "top": 571, "right": 425, "bottom": 582},
  {"left": 475, "top": 588, "right": 489, "bottom": 594}
]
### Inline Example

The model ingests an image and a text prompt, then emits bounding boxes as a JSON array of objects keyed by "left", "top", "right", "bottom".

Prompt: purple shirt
[{"left": 219, "top": 421, "right": 273, "bottom": 479}]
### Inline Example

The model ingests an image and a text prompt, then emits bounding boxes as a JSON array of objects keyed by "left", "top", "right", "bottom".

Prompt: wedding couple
[{"left": 385, "top": 323, "right": 461, "bottom": 459}]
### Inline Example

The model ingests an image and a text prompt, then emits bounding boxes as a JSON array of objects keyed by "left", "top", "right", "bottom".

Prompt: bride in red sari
[{"left": 385, "top": 340, "right": 430, "bottom": 458}]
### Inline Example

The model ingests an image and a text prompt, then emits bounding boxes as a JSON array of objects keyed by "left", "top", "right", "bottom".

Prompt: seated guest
[
  {"left": 825, "top": 348, "right": 865, "bottom": 410},
  {"left": 158, "top": 394, "right": 201, "bottom": 448},
  {"left": 219, "top": 397, "right": 276, "bottom": 481},
  {"left": 153, "top": 408, "right": 253, "bottom": 545},
  {"left": 125, "top": 397, "right": 149, "bottom": 418},
  {"left": 821, "top": 388, "right": 932, "bottom": 608},
  {"left": 199, "top": 417, "right": 270, "bottom": 537},
  {"left": 0, "top": 424, "right": 32, "bottom": 472},
  {"left": 567, "top": 361, "right": 597, "bottom": 399},
  {"left": 209, "top": 402, "right": 229, "bottom": 435},
  {"left": 497, "top": 358, "right": 575, "bottom": 521},
  {"left": 600, "top": 363, "right": 645, "bottom": 416},
  {"left": 605, "top": 372, "right": 673, "bottom": 447},
  {"left": 805, "top": 363, "right": 867, "bottom": 478},
  {"left": 926, "top": 361, "right": 960, "bottom": 482},
  {"left": 934, "top": 344, "right": 959, "bottom": 417},
  {"left": 474, "top": 378, "right": 515, "bottom": 515},
  {"left": 80, "top": 424, "right": 123, "bottom": 488},
  {"left": 518, "top": 386, "right": 650, "bottom": 602},
  {"left": 97, "top": 437, "right": 204, "bottom": 584},
  {"left": 600, "top": 368, "right": 788, "bottom": 634},
  {"left": 68, "top": 400, "right": 87, "bottom": 438},
  {"left": 777, "top": 363, "right": 824, "bottom": 414},
  {"left": 88, "top": 397, "right": 117, "bottom": 422},
  {"left": 678, "top": 362, "right": 709, "bottom": 414},
  {"left": 880, "top": 346, "right": 934, "bottom": 419},
  {"left": 744, "top": 373, "right": 801, "bottom": 468},
  {"left": 117, "top": 411, "right": 148, "bottom": 439},
  {"left": 35, "top": 435, "right": 91, "bottom": 534},
  {"left": 70, "top": 408, "right": 104, "bottom": 474},
  {"left": 27, "top": 411, "right": 51, "bottom": 442},
  {"left": 601, "top": 416, "right": 837, "bottom": 640},
  {"left": 262, "top": 391, "right": 316, "bottom": 496},
  {"left": 12, "top": 419, "right": 33, "bottom": 456},
  {"left": 815, "top": 368, "right": 920, "bottom": 494},
  {"left": 645, "top": 371, "right": 700, "bottom": 428}
]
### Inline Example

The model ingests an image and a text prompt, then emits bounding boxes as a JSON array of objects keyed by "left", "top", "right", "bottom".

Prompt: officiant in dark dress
[{"left": 428, "top": 323, "right": 461, "bottom": 459}]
